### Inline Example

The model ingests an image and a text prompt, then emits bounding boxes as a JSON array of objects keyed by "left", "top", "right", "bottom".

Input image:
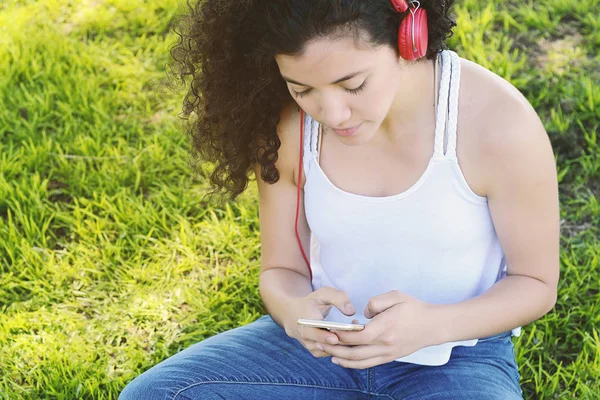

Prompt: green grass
[{"left": 0, "top": 0, "right": 598, "bottom": 398}]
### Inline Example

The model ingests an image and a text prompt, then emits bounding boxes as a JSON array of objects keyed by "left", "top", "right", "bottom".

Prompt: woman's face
[{"left": 275, "top": 33, "right": 406, "bottom": 146}]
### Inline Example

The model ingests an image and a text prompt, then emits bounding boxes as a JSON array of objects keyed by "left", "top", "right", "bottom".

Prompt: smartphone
[{"left": 297, "top": 319, "right": 365, "bottom": 331}]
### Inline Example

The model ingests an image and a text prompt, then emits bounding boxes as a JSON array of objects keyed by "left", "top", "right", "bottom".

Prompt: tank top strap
[
  {"left": 433, "top": 49, "right": 461, "bottom": 159},
  {"left": 302, "top": 110, "right": 320, "bottom": 177},
  {"left": 445, "top": 50, "right": 461, "bottom": 158}
]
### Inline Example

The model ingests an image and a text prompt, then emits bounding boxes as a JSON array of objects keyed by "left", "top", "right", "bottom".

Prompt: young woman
[{"left": 120, "top": 0, "right": 559, "bottom": 398}]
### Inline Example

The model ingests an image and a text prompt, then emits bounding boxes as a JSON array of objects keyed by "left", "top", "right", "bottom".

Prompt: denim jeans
[{"left": 119, "top": 315, "right": 523, "bottom": 399}]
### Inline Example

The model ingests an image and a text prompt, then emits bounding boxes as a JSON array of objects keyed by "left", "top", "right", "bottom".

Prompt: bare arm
[
  {"left": 254, "top": 103, "right": 313, "bottom": 329},
  {"left": 254, "top": 104, "right": 355, "bottom": 358},
  {"left": 433, "top": 96, "right": 560, "bottom": 343}
]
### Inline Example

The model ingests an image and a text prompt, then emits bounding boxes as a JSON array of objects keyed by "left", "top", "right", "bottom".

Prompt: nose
[{"left": 318, "top": 92, "right": 351, "bottom": 128}]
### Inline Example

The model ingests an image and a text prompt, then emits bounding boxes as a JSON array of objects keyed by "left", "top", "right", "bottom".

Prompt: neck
[{"left": 377, "top": 56, "right": 438, "bottom": 143}]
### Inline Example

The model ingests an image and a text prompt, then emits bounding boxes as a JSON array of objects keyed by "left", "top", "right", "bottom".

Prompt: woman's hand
[
  {"left": 319, "top": 290, "right": 442, "bottom": 369},
  {"left": 283, "top": 287, "right": 356, "bottom": 358}
]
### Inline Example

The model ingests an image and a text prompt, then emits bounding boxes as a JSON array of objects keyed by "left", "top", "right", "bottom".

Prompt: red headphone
[
  {"left": 294, "top": 1, "right": 429, "bottom": 280},
  {"left": 389, "top": 0, "right": 429, "bottom": 61}
]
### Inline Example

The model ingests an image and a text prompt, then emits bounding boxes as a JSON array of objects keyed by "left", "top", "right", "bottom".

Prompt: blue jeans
[{"left": 119, "top": 315, "right": 523, "bottom": 399}]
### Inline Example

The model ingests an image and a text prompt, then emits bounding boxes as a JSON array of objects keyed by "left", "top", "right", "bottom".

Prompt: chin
[{"left": 338, "top": 131, "right": 374, "bottom": 146}]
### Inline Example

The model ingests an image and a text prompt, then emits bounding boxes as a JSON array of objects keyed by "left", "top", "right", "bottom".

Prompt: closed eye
[{"left": 291, "top": 80, "right": 368, "bottom": 98}]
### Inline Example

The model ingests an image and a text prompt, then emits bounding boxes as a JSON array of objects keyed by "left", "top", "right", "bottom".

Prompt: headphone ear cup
[
  {"left": 398, "top": 7, "right": 429, "bottom": 61},
  {"left": 389, "top": 0, "right": 409, "bottom": 12}
]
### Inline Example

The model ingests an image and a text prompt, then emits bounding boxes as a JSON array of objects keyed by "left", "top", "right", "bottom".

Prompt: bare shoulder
[
  {"left": 460, "top": 56, "right": 548, "bottom": 148},
  {"left": 457, "top": 56, "right": 553, "bottom": 196},
  {"left": 277, "top": 100, "right": 302, "bottom": 147},
  {"left": 276, "top": 101, "right": 303, "bottom": 185},
  {"left": 254, "top": 101, "right": 301, "bottom": 186}
]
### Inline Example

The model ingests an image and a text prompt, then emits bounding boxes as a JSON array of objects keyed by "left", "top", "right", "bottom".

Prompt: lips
[{"left": 333, "top": 123, "right": 362, "bottom": 137}]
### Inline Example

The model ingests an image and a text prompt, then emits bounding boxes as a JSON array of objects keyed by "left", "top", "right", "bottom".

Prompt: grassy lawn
[{"left": 0, "top": 0, "right": 598, "bottom": 398}]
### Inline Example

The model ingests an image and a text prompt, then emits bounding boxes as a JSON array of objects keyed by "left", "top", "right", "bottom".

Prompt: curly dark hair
[{"left": 169, "top": 0, "right": 457, "bottom": 203}]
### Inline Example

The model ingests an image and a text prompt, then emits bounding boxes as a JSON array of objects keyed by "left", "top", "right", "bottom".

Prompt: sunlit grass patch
[{"left": 0, "top": 0, "right": 598, "bottom": 398}]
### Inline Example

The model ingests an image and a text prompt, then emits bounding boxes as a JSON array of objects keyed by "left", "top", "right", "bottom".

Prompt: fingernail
[
  {"left": 316, "top": 343, "right": 324, "bottom": 351},
  {"left": 331, "top": 358, "right": 339, "bottom": 365},
  {"left": 345, "top": 304, "right": 355, "bottom": 314},
  {"left": 327, "top": 337, "right": 337, "bottom": 344}
]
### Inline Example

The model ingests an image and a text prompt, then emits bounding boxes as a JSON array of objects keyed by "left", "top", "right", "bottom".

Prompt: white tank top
[{"left": 302, "top": 50, "right": 521, "bottom": 366}]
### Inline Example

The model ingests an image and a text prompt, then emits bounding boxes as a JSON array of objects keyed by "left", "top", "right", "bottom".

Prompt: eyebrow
[{"left": 282, "top": 69, "right": 369, "bottom": 87}]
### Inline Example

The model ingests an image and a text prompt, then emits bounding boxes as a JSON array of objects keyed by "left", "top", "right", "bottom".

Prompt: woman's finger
[
  {"left": 320, "top": 343, "right": 382, "bottom": 361},
  {"left": 331, "top": 355, "right": 388, "bottom": 370},
  {"left": 299, "top": 326, "right": 340, "bottom": 345},
  {"left": 302, "top": 340, "right": 332, "bottom": 358},
  {"left": 312, "top": 287, "right": 356, "bottom": 316}
]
